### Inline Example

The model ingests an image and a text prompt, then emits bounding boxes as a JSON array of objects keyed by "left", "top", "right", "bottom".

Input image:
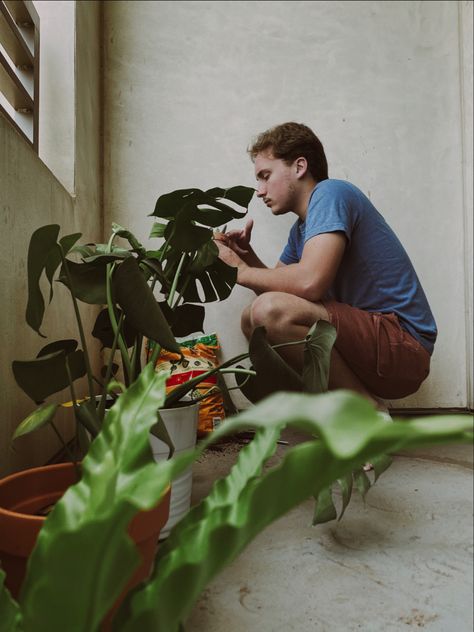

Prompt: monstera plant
[
  {"left": 11, "top": 186, "right": 255, "bottom": 450},
  {"left": 0, "top": 363, "right": 471, "bottom": 631}
]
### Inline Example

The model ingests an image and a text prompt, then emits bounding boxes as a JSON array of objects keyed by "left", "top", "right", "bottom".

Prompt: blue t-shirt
[{"left": 280, "top": 179, "right": 437, "bottom": 354}]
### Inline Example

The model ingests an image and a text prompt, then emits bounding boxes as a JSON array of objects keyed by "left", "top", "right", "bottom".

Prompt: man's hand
[
  {"left": 214, "top": 239, "right": 247, "bottom": 276},
  {"left": 214, "top": 219, "right": 254, "bottom": 256}
]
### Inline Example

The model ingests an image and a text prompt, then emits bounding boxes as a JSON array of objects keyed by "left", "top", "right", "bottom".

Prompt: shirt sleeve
[
  {"left": 304, "top": 185, "right": 354, "bottom": 245},
  {"left": 279, "top": 221, "right": 300, "bottom": 264}
]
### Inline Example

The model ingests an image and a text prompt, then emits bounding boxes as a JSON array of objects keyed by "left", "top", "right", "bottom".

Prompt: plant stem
[
  {"left": 59, "top": 251, "right": 95, "bottom": 405},
  {"left": 272, "top": 339, "right": 306, "bottom": 351},
  {"left": 105, "top": 233, "right": 133, "bottom": 385},
  {"left": 159, "top": 235, "right": 172, "bottom": 263},
  {"left": 106, "top": 262, "right": 132, "bottom": 385},
  {"left": 65, "top": 358, "right": 99, "bottom": 436},
  {"left": 219, "top": 368, "right": 257, "bottom": 376},
  {"left": 168, "top": 252, "right": 187, "bottom": 306},
  {"left": 149, "top": 341, "right": 162, "bottom": 367},
  {"left": 162, "top": 336, "right": 308, "bottom": 407},
  {"left": 50, "top": 421, "right": 80, "bottom": 478},
  {"left": 97, "top": 311, "right": 125, "bottom": 420}
]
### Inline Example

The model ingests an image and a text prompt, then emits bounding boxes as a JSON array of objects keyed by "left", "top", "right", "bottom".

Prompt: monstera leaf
[
  {"left": 236, "top": 326, "right": 304, "bottom": 403},
  {"left": 179, "top": 257, "right": 237, "bottom": 303},
  {"left": 302, "top": 320, "right": 337, "bottom": 393},
  {"left": 58, "top": 260, "right": 108, "bottom": 305},
  {"left": 151, "top": 187, "right": 254, "bottom": 226},
  {"left": 12, "top": 339, "right": 86, "bottom": 404},
  {"left": 157, "top": 301, "right": 205, "bottom": 338},
  {"left": 113, "top": 258, "right": 181, "bottom": 354},
  {"left": 92, "top": 308, "right": 138, "bottom": 349},
  {"left": 25, "top": 225, "right": 61, "bottom": 336}
]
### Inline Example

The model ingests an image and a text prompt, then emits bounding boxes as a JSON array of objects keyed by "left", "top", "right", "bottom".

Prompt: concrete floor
[{"left": 186, "top": 428, "right": 473, "bottom": 632}]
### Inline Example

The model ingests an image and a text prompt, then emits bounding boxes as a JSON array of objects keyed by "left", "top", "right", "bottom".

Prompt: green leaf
[
  {"left": 112, "top": 224, "right": 146, "bottom": 256},
  {"left": 18, "top": 366, "right": 173, "bottom": 631},
  {"left": 36, "top": 339, "right": 78, "bottom": 358},
  {"left": 371, "top": 453, "right": 393, "bottom": 483},
  {"left": 164, "top": 217, "right": 212, "bottom": 252},
  {"left": 189, "top": 241, "right": 219, "bottom": 273},
  {"left": 69, "top": 244, "right": 95, "bottom": 258},
  {"left": 302, "top": 320, "right": 337, "bottom": 393},
  {"left": 167, "top": 303, "right": 205, "bottom": 338},
  {"left": 116, "top": 396, "right": 472, "bottom": 631},
  {"left": 0, "top": 569, "right": 22, "bottom": 632},
  {"left": 113, "top": 258, "right": 181, "bottom": 354},
  {"left": 150, "top": 412, "right": 175, "bottom": 458},
  {"left": 12, "top": 403, "right": 59, "bottom": 440},
  {"left": 92, "top": 308, "right": 138, "bottom": 348},
  {"left": 313, "top": 486, "right": 338, "bottom": 525},
  {"left": 152, "top": 187, "right": 253, "bottom": 227},
  {"left": 75, "top": 398, "right": 100, "bottom": 435},
  {"left": 181, "top": 258, "right": 237, "bottom": 304},
  {"left": 216, "top": 372, "right": 239, "bottom": 417},
  {"left": 156, "top": 425, "right": 281, "bottom": 566},
  {"left": 140, "top": 257, "right": 168, "bottom": 289},
  {"left": 58, "top": 260, "right": 108, "bottom": 304},
  {"left": 149, "top": 222, "right": 168, "bottom": 238},
  {"left": 220, "top": 185, "right": 255, "bottom": 208},
  {"left": 208, "top": 262, "right": 235, "bottom": 301},
  {"left": 12, "top": 350, "right": 86, "bottom": 403},
  {"left": 26, "top": 224, "right": 60, "bottom": 336},
  {"left": 16, "top": 385, "right": 472, "bottom": 631},
  {"left": 353, "top": 468, "right": 371, "bottom": 499},
  {"left": 82, "top": 253, "right": 130, "bottom": 265},
  {"left": 239, "top": 327, "right": 304, "bottom": 403},
  {"left": 44, "top": 245, "right": 62, "bottom": 304},
  {"left": 195, "top": 271, "right": 217, "bottom": 302},
  {"left": 336, "top": 473, "right": 353, "bottom": 521},
  {"left": 234, "top": 364, "right": 261, "bottom": 404},
  {"left": 43, "top": 231, "right": 83, "bottom": 305},
  {"left": 152, "top": 189, "right": 203, "bottom": 219}
]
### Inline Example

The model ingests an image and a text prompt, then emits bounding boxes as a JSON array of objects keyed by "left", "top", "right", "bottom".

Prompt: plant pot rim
[
  {"left": 0, "top": 462, "right": 77, "bottom": 522},
  {"left": 0, "top": 461, "right": 170, "bottom": 521}
]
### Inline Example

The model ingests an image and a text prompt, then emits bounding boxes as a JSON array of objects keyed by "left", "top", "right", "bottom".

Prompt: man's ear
[{"left": 294, "top": 157, "right": 308, "bottom": 179}]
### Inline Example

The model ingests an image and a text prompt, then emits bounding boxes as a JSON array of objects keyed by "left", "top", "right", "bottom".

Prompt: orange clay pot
[{"left": 0, "top": 461, "right": 171, "bottom": 626}]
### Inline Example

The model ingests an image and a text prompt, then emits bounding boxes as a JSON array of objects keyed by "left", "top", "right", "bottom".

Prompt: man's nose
[{"left": 256, "top": 184, "right": 266, "bottom": 198}]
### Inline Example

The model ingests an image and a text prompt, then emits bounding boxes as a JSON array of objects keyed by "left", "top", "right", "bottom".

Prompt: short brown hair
[{"left": 248, "top": 122, "right": 328, "bottom": 182}]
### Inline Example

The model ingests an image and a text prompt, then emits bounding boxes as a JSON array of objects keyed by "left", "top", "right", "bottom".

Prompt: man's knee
[
  {"left": 241, "top": 304, "right": 252, "bottom": 339},
  {"left": 248, "top": 292, "right": 328, "bottom": 331},
  {"left": 249, "top": 292, "right": 287, "bottom": 329}
]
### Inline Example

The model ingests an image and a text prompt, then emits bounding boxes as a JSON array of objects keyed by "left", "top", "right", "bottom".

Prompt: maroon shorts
[{"left": 322, "top": 300, "right": 431, "bottom": 399}]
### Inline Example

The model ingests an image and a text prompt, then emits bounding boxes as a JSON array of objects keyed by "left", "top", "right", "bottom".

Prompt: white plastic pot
[{"left": 149, "top": 402, "right": 199, "bottom": 539}]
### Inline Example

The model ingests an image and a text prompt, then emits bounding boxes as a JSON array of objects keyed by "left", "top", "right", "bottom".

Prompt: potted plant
[
  {"left": 0, "top": 363, "right": 471, "bottom": 631},
  {"left": 1, "top": 185, "right": 255, "bottom": 600}
]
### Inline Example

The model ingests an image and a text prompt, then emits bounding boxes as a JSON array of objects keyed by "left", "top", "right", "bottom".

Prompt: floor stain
[{"left": 398, "top": 608, "right": 439, "bottom": 627}]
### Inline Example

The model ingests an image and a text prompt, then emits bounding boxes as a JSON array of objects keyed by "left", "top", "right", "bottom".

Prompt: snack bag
[{"left": 148, "top": 333, "right": 225, "bottom": 436}]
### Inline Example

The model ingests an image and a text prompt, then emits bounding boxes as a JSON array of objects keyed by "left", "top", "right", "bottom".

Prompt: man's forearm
[
  {"left": 240, "top": 246, "right": 267, "bottom": 269},
  {"left": 237, "top": 262, "right": 320, "bottom": 301}
]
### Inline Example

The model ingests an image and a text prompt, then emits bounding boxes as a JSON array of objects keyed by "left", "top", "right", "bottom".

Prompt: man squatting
[{"left": 214, "top": 122, "right": 437, "bottom": 413}]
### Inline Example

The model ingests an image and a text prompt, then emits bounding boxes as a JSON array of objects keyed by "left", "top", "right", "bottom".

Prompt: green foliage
[
  {"left": 12, "top": 345, "right": 86, "bottom": 404},
  {"left": 11, "top": 185, "right": 254, "bottom": 446},
  {"left": 1, "top": 366, "right": 471, "bottom": 631},
  {"left": 302, "top": 320, "right": 337, "bottom": 393}
]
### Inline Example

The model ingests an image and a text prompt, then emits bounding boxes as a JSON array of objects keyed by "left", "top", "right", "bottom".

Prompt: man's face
[{"left": 254, "top": 150, "right": 298, "bottom": 216}]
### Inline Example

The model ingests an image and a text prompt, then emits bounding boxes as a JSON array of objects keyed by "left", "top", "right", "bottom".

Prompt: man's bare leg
[{"left": 241, "top": 291, "right": 384, "bottom": 410}]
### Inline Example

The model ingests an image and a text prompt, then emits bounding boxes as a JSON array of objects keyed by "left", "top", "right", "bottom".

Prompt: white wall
[{"left": 104, "top": 0, "right": 473, "bottom": 410}]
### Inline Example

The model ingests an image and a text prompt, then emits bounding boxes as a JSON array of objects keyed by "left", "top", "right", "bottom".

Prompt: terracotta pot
[{"left": 0, "top": 461, "right": 171, "bottom": 625}]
